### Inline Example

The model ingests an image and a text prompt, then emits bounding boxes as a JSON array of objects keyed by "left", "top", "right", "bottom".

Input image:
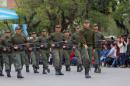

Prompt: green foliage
[{"left": 1, "top": 0, "right": 129, "bottom": 35}]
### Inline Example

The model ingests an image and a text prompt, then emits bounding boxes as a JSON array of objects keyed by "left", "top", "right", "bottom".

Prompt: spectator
[
  {"left": 100, "top": 44, "right": 109, "bottom": 66},
  {"left": 106, "top": 43, "right": 118, "bottom": 67},
  {"left": 117, "top": 36, "right": 127, "bottom": 68},
  {"left": 126, "top": 37, "right": 130, "bottom": 67}
]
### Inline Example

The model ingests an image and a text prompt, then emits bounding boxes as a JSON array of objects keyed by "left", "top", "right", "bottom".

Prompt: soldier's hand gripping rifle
[
  {"left": 24, "top": 42, "right": 40, "bottom": 52},
  {"left": 13, "top": 43, "right": 26, "bottom": 51},
  {"left": 39, "top": 41, "right": 49, "bottom": 49},
  {"left": 3, "top": 41, "right": 13, "bottom": 53},
  {"left": 51, "top": 41, "right": 66, "bottom": 48},
  {"left": 62, "top": 40, "right": 73, "bottom": 50},
  {"left": 3, "top": 46, "right": 12, "bottom": 53}
]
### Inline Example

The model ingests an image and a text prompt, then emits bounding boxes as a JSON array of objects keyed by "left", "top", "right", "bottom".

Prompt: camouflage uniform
[
  {"left": 27, "top": 32, "right": 39, "bottom": 73},
  {"left": 2, "top": 31, "right": 13, "bottom": 77},
  {"left": 0, "top": 39, "right": 4, "bottom": 76},
  {"left": 93, "top": 24, "right": 104, "bottom": 73},
  {"left": 49, "top": 29, "right": 64, "bottom": 75},
  {"left": 63, "top": 30, "right": 73, "bottom": 71},
  {"left": 38, "top": 30, "right": 50, "bottom": 74},
  {"left": 71, "top": 30, "right": 83, "bottom": 72},
  {"left": 11, "top": 27, "right": 27, "bottom": 78}
]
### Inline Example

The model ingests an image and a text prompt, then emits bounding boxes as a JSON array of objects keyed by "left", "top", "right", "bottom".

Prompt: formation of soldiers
[{"left": 0, "top": 20, "right": 104, "bottom": 79}]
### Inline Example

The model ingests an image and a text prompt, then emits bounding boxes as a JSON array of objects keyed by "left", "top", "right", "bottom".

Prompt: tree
[{"left": 14, "top": 0, "right": 130, "bottom": 35}]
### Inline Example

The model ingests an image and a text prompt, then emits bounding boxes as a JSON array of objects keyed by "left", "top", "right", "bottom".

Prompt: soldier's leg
[
  {"left": 75, "top": 49, "right": 83, "bottom": 72},
  {"left": 24, "top": 52, "right": 30, "bottom": 72},
  {"left": 63, "top": 50, "right": 71, "bottom": 71},
  {"left": 3, "top": 54, "right": 11, "bottom": 77},
  {"left": 87, "top": 47, "right": 93, "bottom": 62},
  {"left": 52, "top": 49, "right": 63, "bottom": 75},
  {"left": 13, "top": 52, "right": 24, "bottom": 78},
  {"left": 94, "top": 48, "right": 101, "bottom": 73},
  {"left": 0, "top": 54, "right": 4, "bottom": 76},
  {"left": 20, "top": 51, "right": 27, "bottom": 67},
  {"left": 81, "top": 47, "right": 91, "bottom": 78},
  {"left": 35, "top": 51, "right": 40, "bottom": 69},
  {"left": 59, "top": 49, "right": 64, "bottom": 74},
  {"left": 31, "top": 51, "right": 39, "bottom": 73},
  {"left": 41, "top": 50, "right": 50, "bottom": 74}
]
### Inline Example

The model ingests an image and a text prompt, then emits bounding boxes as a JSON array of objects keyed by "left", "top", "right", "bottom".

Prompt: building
[{"left": 0, "top": 0, "right": 15, "bottom": 9}]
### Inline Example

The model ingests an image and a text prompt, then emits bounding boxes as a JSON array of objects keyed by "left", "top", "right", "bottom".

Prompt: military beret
[
  {"left": 15, "top": 26, "right": 21, "bottom": 30},
  {"left": 84, "top": 20, "right": 90, "bottom": 23},
  {"left": 93, "top": 24, "right": 98, "bottom": 27},
  {"left": 31, "top": 32, "right": 36, "bottom": 34},
  {"left": 55, "top": 25, "right": 62, "bottom": 29},
  {"left": 5, "top": 29, "right": 11, "bottom": 33},
  {"left": 42, "top": 29, "right": 47, "bottom": 32},
  {"left": 63, "top": 30, "right": 70, "bottom": 33}
]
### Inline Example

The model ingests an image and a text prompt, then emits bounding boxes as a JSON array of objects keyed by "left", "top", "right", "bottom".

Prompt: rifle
[
  {"left": 51, "top": 41, "right": 66, "bottom": 48},
  {"left": 2, "top": 46, "right": 12, "bottom": 53}
]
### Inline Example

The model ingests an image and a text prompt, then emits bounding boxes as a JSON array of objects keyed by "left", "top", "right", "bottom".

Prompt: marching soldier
[
  {"left": 0, "top": 37, "right": 4, "bottom": 76},
  {"left": 71, "top": 26, "right": 83, "bottom": 72},
  {"left": 28, "top": 32, "right": 39, "bottom": 73},
  {"left": 12, "top": 27, "right": 27, "bottom": 78},
  {"left": 49, "top": 24, "right": 64, "bottom": 75},
  {"left": 63, "top": 30, "right": 72, "bottom": 71},
  {"left": 79, "top": 20, "right": 95, "bottom": 78},
  {"left": 2, "top": 30, "right": 13, "bottom": 77},
  {"left": 93, "top": 24, "right": 104, "bottom": 73},
  {"left": 38, "top": 29, "right": 50, "bottom": 74}
]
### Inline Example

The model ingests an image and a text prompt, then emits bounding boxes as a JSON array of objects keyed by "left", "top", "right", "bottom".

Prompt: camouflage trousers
[
  {"left": 0, "top": 54, "right": 3, "bottom": 72},
  {"left": 74, "top": 48, "right": 82, "bottom": 66},
  {"left": 63, "top": 49, "right": 71, "bottom": 66},
  {"left": 40, "top": 49, "right": 49, "bottom": 69},
  {"left": 2, "top": 53, "right": 13, "bottom": 71},
  {"left": 13, "top": 51, "right": 27, "bottom": 71},
  {"left": 80, "top": 47, "right": 90, "bottom": 69},
  {"left": 52, "top": 48, "right": 63, "bottom": 70}
]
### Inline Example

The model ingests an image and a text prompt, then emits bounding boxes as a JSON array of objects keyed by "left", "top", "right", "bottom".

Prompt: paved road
[{"left": 0, "top": 66, "right": 130, "bottom": 86}]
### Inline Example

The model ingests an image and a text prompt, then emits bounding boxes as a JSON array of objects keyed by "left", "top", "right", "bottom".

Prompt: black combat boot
[
  {"left": 58, "top": 69, "right": 64, "bottom": 75},
  {"left": 55, "top": 69, "right": 64, "bottom": 75},
  {"left": 42, "top": 68, "right": 47, "bottom": 74},
  {"left": 33, "top": 66, "right": 39, "bottom": 73},
  {"left": 6, "top": 70, "right": 11, "bottom": 77},
  {"left": 85, "top": 68, "right": 91, "bottom": 78},
  {"left": 94, "top": 64, "right": 98, "bottom": 73},
  {"left": 46, "top": 68, "right": 50, "bottom": 73},
  {"left": 55, "top": 69, "right": 59, "bottom": 75},
  {"left": 66, "top": 65, "right": 71, "bottom": 71},
  {"left": 26, "top": 66, "right": 29, "bottom": 72},
  {"left": 0, "top": 71, "right": 4, "bottom": 76},
  {"left": 77, "top": 65, "right": 83, "bottom": 72},
  {"left": 94, "top": 64, "right": 101, "bottom": 73},
  {"left": 17, "top": 70, "right": 24, "bottom": 79}
]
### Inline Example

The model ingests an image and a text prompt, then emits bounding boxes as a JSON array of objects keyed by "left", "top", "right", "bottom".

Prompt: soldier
[
  {"left": 63, "top": 30, "right": 72, "bottom": 71},
  {"left": 27, "top": 32, "right": 39, "bottom": 73},
  {"left": 71, "top": 26, "right": 83, "bottom": 72},
  {"left": 12, "top": 27, "right": 27, "bottom": 78},
  {"left": 93, "top": 24, "right": 104, "bottom": 73},
  {"left": 79, "top": 20, "right": 95, "bottom": 78},
  {"left": 2, "top": 30, "right": 13, "bottom": 77},
  {"left": 38, "top": 29, "right": 50, "bottom": 74},
  {"left": 0, "top": 37, "right": 4, "bottom": 76},
  {"left": 49, "top": 24, "right": 64, "bottom": 75}
]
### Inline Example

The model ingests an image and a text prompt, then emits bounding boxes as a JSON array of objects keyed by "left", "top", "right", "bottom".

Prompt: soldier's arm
[
  {"left": 71, "top": 33, "right": 76, "bottom": 44},
  {"left": 48, "top": 33, "right": 55, "bottom": 47},
  {"left": 79, "top": 30, "right": 86, "bottom": 44},
  {"left": 93, "top": 31, "right": 96, "bottom": 49}
]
